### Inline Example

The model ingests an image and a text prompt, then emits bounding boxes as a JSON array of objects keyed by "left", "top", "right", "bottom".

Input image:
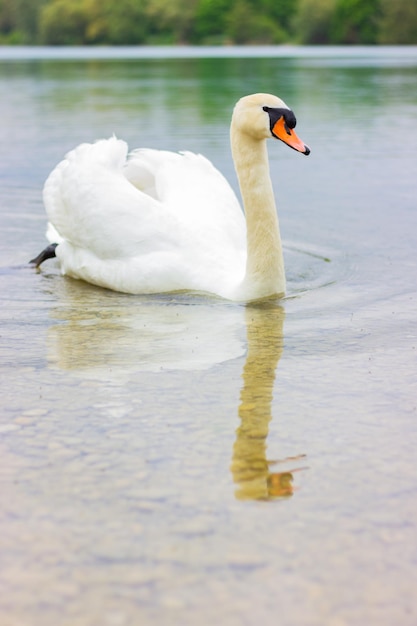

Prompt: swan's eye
[{"left": 263, "top": 106, "right": 297, "bottom": 133}]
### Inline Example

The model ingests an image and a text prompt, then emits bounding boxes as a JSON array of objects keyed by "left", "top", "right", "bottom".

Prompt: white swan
[{"left": 31, "top": 93, "right": 310, "bottom": 301}]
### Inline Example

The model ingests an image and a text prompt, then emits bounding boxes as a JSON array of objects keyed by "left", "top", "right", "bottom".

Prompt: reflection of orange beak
[
  {"left": 272, "top": 117, "right": 310, "bottom": 155},
  {"left": 267, "top": 472, "right": 294, "bottom": 498}
]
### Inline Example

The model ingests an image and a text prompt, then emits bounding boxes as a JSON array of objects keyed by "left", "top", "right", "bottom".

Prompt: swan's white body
[{"left": 42, "top": 93, "right": 309, "bottom": 301}]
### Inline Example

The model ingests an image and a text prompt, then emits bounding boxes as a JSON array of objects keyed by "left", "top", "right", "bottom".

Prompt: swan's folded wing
[
  {"left": 43, "top": 139, "right": 247, "bottom": 295},
  {"left": 43, "top": 138, "right": 180, "bottom": 260},
  {"left": 126, "top": 148, "right": 246, "bottom": 253}
]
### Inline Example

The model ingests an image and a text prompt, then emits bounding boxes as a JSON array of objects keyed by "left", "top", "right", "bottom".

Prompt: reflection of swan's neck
[
  {"left": 231, "top": 305, "right": 287, "bottom": 500},
  {"left": 231, "top": 126, "right": 286, "bottom": 300}
]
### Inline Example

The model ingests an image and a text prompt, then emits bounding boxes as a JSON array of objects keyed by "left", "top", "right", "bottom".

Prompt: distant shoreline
[{"left": 1, "top": 44, "right": 417, "bottom": 62}]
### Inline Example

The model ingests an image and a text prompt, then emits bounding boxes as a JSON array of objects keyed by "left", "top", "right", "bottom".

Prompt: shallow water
[{"left": 1, "top": 46, "right": 417, "bottom": 625}]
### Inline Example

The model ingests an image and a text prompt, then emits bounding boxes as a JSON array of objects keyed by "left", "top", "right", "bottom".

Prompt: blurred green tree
[
  {"left": 85, "top": 0, "right": 150, "bottom": 44},
  {"left": 145, "top": 0, "right": 198, "bottom": 43},
  {"left": 378, "top": 0, "right": 417, "bottom": 44},
  {"left": 2, "top": 0, "right": 416, "bottom": 46},
  {"left": 331, "top": 0, "right": 381, "bottom": 44},
  {"left": 294, "top": 0, "right": 335, "bottom": 44},
  {"left": 258, "top": 0, "right": 298, "bottom": 34},
  {"left": 226, "top": 0, "right": 287, "bottom": 44},
  {"left": 193, "top": 0, "right": 230, "bottom": 44},
  {"left": 0, "top": 0, "right": 48, "bottom": 42},
  {"left": 40, "top": 0, "right": 89, "bottom": 44},
  {"left": 192, "top": 0, "right": 295, "bottom": 44},
  {"left": 0, "top": 0, "right": 18, "bottom": 41}
]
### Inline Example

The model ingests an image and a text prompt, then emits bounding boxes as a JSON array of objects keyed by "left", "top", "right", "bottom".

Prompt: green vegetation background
[{"left": 1, "top": 0, "right": 416, "bottom": 45}]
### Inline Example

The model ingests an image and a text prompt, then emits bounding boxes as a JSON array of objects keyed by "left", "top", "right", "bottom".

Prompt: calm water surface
[{"left": 1, "top": 46, "right": 417, "bottom": 625}]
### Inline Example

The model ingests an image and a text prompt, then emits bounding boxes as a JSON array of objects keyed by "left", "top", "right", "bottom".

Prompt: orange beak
[{"left": 272, "top": 117, "right": 310, "bottom": 155}]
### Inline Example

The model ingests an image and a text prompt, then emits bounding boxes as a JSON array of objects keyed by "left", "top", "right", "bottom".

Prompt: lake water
[{"left": 1, "top": 46, "right": 417, "bottom": 625}]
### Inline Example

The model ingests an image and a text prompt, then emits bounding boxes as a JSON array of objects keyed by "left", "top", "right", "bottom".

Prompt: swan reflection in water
[
  {"left": 46, "top": 279, "right": 245, "bottom": 375},
  {"left": 46, "top": 278, "right": 305, "bottom": 500},
  {"left": 231, "top": 304, "right": 306, "bottom": 501}
]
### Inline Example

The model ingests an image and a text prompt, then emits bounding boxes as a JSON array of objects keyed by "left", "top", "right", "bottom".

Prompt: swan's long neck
[{"left": 231, "top": 125, "right": 285, "bottom": 301}]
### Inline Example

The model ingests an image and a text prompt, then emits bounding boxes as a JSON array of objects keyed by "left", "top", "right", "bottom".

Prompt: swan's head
[{"left": 232, "top": 93, "right": 310, "bottom": 155}]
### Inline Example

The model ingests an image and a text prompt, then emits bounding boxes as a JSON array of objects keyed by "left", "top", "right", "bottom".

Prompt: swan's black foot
[{"left": 29, "top": 243, "right": 58, "bottom": 267}]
